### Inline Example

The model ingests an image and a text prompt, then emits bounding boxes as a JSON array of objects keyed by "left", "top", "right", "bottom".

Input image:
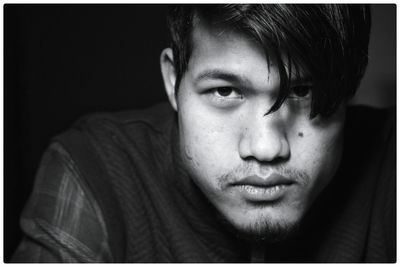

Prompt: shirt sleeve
[{"left": 11, "top": 142, "right": 112, "bottom": 262}]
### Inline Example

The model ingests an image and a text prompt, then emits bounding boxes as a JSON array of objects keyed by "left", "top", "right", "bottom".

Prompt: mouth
[{"left": 231, "top": 175, "right": 294, "bottom": 202}]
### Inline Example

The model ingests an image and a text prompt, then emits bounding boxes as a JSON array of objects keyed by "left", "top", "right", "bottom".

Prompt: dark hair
[{"left": 167, "top": 4, "right": 371, "bottom": 118}]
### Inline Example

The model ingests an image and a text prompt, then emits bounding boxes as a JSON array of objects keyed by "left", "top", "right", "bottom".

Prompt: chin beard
[
  {"left": 216, "top": 211, "right": 301, "bottom": 244},
  {"left": 237, "top": 217, "right": 300, "bottom": 244}
]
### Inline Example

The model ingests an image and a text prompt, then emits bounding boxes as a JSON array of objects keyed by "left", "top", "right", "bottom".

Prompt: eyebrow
[
  {"left": 194, "top": 68, "right": 313, "bottom": 86},
  {"left": 194, "top": 69, "right": 252, "bottom": 85}
]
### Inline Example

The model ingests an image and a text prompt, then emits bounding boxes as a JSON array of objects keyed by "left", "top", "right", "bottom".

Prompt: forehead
[
  {"left": 186, "top": 17, "right": 308, "bottom": 86},
  {"left": 188, "top": 17, "right": 273, "bottom": 80}
]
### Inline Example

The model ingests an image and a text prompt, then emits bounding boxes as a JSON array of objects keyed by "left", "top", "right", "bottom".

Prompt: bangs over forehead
[{"left": 167, "top": 4, "right": 371, "bottom": 118}]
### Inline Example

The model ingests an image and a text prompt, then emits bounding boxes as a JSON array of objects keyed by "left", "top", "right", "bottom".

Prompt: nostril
[{"left": 242, "top": 155, "right": 288, "bottom": 165}]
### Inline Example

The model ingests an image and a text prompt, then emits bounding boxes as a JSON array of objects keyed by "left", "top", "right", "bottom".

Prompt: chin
[
  {"left": 240, "top": 216, "right": 300, "bottom": 243},
  {"left": 221, "top": 206, "right": 303, "bottom": 243}
]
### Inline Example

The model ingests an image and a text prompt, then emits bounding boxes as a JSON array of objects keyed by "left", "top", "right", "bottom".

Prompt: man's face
[{"left": 173, "top": 20, "right": 345, "bottom": 239}]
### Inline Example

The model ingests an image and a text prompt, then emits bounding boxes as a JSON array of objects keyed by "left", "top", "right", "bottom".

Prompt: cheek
[
  {"left": 293, "top": 117, "right": 345, "bottom": 189},
  {"left": 178, "top": 104, "right": 236, "bottom": 179}
]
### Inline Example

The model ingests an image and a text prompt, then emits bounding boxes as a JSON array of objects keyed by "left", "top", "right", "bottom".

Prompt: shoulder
[
  {"left": 61, "top": 102, "right": 176, "bottom": 160},
  {"left": 75, "top": 102, "right": 175, "bottom": 135},
  {"left": 55, "top": 101, "right": 176, "bottom": 176},
  {"left": 343, "top": 105, "right": 395, "bottom": 261}
]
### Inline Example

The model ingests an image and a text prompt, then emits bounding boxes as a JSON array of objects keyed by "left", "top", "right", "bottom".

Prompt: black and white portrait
[{"left": 5, "top": 4, "right": 396, "bottom": 263}]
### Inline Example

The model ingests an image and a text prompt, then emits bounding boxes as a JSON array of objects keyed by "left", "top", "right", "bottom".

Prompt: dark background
[{"left": 3, "top": 4, "right": 396, "bottom": 262}]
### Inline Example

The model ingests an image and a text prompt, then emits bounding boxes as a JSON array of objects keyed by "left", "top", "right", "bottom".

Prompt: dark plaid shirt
[
  {"left": 13, "top": 143, "right": 111, "bottom": 262},
  {"left": 11, "top": 104, "right": 396, "bottom": 262}
]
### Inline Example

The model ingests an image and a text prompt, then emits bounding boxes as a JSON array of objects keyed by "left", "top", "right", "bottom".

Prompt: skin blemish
[{"left": 298, "top": 132, "right": 304, "bottom": 137}]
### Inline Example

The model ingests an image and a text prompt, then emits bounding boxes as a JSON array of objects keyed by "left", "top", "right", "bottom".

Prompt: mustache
[{"left": 216, "top": 163, "right": 310, "bottom": 189}]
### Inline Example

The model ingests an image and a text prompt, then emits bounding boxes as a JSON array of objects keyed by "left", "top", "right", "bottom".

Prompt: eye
[
  {"left": 213, "top": 87, "right": 243, "bottom": 99},
  {"left": 289, "top": 85, "right": 312, "bottom": 99},
  {"left": 203, "top": 86, "right": 244, "bottom": 108},
  {"left": 216, "top": 87, "right": 233, "bottom": 97}
]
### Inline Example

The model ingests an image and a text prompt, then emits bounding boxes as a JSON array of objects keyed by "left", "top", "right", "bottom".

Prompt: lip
[
  {"left": 231, "top": 174, "right": 294, "bottom": 202},
  {"left": 233, "top": 174, "right": 294, "bottom": 187}
]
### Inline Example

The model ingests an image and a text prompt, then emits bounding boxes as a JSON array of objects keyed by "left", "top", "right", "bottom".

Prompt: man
[{"left": 12, "top": 4, "right": 395, "bottom": 262}]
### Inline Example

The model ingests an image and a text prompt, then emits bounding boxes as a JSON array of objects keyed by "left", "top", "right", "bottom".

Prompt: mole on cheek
[{"left": 298, "top": 132, "right": 304, "bottom": 137}]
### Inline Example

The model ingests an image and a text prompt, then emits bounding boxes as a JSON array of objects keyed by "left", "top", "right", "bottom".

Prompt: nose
[{"left": 239, "top": 111, "right": 290, "bottom": 163}]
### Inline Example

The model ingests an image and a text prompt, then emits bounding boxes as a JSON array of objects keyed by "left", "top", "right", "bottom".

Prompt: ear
[{"left": 160, "top": 48, "right": 178, "bottom": 111}]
